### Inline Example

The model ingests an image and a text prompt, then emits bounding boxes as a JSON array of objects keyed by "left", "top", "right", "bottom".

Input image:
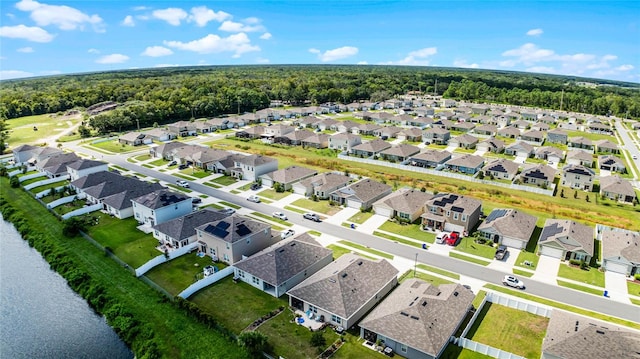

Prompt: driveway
[
  {"left": 531, "top": 255, "right": 561, "bottom": 284},
  {"left": 322, "top": 207, "right": 359, "bottom": 225},
  {"left": 358, "top": 213, "right": 390, "bottom": 235},
  {"left": 487, "top": 248, "right": 521, "bottom": 273},
  {"left": 473, "top": 149, "right": 487, "bottom": 156},
  {"left": 604, "top": 271, "right": 631, "bottom": 303},
  {"left": 514, "top": 155, "right": 527, "bottom": 164}
]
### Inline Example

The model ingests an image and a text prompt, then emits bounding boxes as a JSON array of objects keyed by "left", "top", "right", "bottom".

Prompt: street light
[{"left": 414, "top": 252, "right": 418, "bottom": 278}]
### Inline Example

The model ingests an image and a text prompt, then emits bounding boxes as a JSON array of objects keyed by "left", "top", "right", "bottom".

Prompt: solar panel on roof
[
  {"left": 485, "top": 209, "right": 508, "bottom": 223},
  {"left": 451, "top": 206, "right": 464, "bottom": 213},
  {"left": 539, "top": 223, "right": 563, "bottom": 242},
  {"left": 218, "top": 221, "right": 231, "bottom": 230},
  {"left": 203, "top": 224, "right": 217, "bottom": 234},
  {"left": 235, "top": 224, "right": 251, "bottom": 236}
]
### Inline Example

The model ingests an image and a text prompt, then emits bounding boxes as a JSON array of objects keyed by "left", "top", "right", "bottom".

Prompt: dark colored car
[
  {"left": 191, "top": 198, "right": 202, "bottom": 204},
  {"left": 178, "top": 164, "right": 188, "bottom": 170},
  {"left": 250, "top": 183, "right": 261, "bottom": 190},
  {"left": 495, "top": 245, "right": 508, "bottom": 260},
  {"left": 168, "top": 160, "right": 177, "bottom": 166}
]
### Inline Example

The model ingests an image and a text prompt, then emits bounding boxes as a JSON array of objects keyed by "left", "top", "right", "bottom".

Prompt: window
[
  {"left": 246, "top": 238, "right": 251, "bottom": 244},
  {"left": 237, "top": 270, "right": 245, "bottom": 278},
  {"left": 401, "top": 344, "right": 407, "bottom": 353},
  {"left": 331, "top": 315, "right": 341, "bottom": 324},
  {"left": 453, "top": 212, "right": 459, "bottom": 220},
  {"left": 209, "top": 248, "right": 216, "bottom": 256},
  {"left": 252, "top": 276, "right": 260, "bottom": 285},
  {"left": 308, "top": 305, "right": 317, "bottom": 313},
  {"left": 399, "top": 212, "right": 410, "bottom": 220},
  {"left": 446, "top": 210, "right": 450, "bottom": 217},
  {"left": 223, "top": 254, "right": 229, "bottom": 261},
  {"left": 462, "top": 214, "right": 467, "bottom": 222},
  {"left": 154, "top": 230, "right": 159, "bottom": 236}
]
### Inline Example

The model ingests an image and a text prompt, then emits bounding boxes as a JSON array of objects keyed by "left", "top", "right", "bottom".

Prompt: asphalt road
[
  {"left": 77, "top": 144, "right": 640, "bottom": 324},
  {"left": 614, "top": 119, "right": 640, "bottom": 185}
]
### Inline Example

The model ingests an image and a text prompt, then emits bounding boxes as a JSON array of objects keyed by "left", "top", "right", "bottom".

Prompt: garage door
[
  {"left": 539, "top": 245, "right": 564, "bottom": 259},
  {"left": 292, "top": 185, "right": 307, "bottom": 196},
  {"left": 373, "top": 206, "right": 393, "bottom": 218},
  {"left": 502, "top": 237, "right": 526, "bottom": 250},
  {"left": 444, "top": 223, "right": 464, "bottom": 233},
  {"left": 604, "top": 260, "right": 629, "bottom": 275}
]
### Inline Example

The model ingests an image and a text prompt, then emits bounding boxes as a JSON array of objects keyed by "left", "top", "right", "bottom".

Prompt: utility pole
[
  {"left": 559, "top": 89, "right": 564, "bottom": 112},
  {"left": 414, "top": 252, "right": 418, "bottom": 277},
  {"left": 237, "top": 95, "right": 240, "bottom": 115},
  {"left": 434, "top": 79, "right": 438, "bottom": 96}
]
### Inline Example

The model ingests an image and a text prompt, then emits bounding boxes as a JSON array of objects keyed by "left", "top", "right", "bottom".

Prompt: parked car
[
  {"left": 502, "top": 275, "right": 525, "bottom": 289},
  {"left": 219, "top": 208, "right": 236, "bottom": 215},
  {"left": 444, "top": 231, "right": 460, "bottom": 246},
  {"left": 281, "top": 229, "right": 295, "bottom": 239},
  {"left": 168, "top": 160, "right": 177, "bottom": 166},
  {"left": 273, "top": 212, "right": 288, "bottom": 221},
  {"left": 303, "top": 213, "right": 321, "bottom": 222},
  {"left": 176, "top": 180, "right": 189, "bottom": 188},
  {"left": 435, "top": 231, "right": 450, "bottom": 244},
  {"left": 178, "top": 164, "right": 188, "bottom": 170},
  {"left": 633, "top": 155, "right": 638, "bottom": 160},
  {"left": 494, "top": 245, "right": 508, "bottom": 260},
  {"left": 191, "top": 197, "right": 202, "bottom": 204},
  {"left": 247, "top": 195, "right": 261, "bottom": 203},
  {"left": 250, "top": 183, "right": 261, "bottom": 190}
]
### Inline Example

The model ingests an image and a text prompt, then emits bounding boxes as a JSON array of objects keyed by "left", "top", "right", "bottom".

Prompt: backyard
[{"left": 144, "top": 252, "right": 224, "bottom": 296}]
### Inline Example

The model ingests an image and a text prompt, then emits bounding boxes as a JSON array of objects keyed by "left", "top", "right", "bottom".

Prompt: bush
[
  {"left": 634, "top": 273, "right": 640, "bottom": 281},
  {"left": 237, "top": 331, "right": 272, "bottom": 358},
  {"left": 569, "top": 259, "right": 582, "bottom": 266},
  {"left": 9, "top": 176, "right": 19, "bottom": 188},
  {"left": 310, "top": 331, "right": 326, "bottom": 348}
]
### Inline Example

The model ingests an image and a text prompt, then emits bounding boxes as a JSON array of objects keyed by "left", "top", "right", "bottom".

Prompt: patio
[{"left": 294, "top": 309, "right": 328, "bottom": 331}]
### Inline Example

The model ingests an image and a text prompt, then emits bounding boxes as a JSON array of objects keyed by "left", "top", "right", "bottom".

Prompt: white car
[
  {"left": 247, "top": 195, "right": 261, "bottom": 203},
  {"left": 633, "top": 155, "right": 638, "bottom": 160},
  {"left": 273, "top": 212, "right": 288, "bottom": 221},
  {"left": 281, "top": 229, "right": 295, "bottom": 239},
  {"left": 176, "top": 180, "right": 189, "bottom": 188},
  {"left": 435, "top": 232, "right": 450, "bottom": 244},
  {"left": 502, "top": 275, "right": 525, "bottom": 289}
]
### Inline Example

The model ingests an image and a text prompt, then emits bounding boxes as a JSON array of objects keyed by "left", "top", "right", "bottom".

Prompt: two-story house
[
  {"left": 561, "top": 164, "right": 595, "bottom": 191},
  {"left": 132, "top": 189, "right": 193, "bottom": 227},
  {"left": 230, "top": 154, "right": 278, "bottom": 182},
  {"left": 421, "top": 193, "right": 482, "bottom": 233}
]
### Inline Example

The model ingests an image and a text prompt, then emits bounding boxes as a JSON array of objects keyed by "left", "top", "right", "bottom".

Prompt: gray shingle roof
[
  {"left": 152, "top": 208, "right": 230, "bottom": 241},
  {"left": 352, "top": 139, "right": 392, "bottom": 153},
  {"left": 234, "top": 234, "right": 332, "bottom": 286},
  {"left": 601, "top": 229, "right": 640, "bottom": 264},
  {"left": 445, "top": 154, "right": 485, "bottom": 169},
  {"left": 298, "top": 172, "right": 351, "bottom": 192},
  {"left": 374, "top": 188, "right": 433, "bottom": 214},
  {"left": 83, "top": 176, "right": 157, "bottom": 200},
  {"left": 102, "top": 183, "right": 165, "bottom": 210},
  {"left": 66, "top": 159, "right": 107, "bottom": 170},
  {"left": 520, "top": 164, "right": 556, "bottom": 181},
  {"left": 197, "top": 215, "right": 270, "bottom": 243},
  {"left": 425, "top": 193, "right": 482, "bottom": 215},
  {"left": 287, "top": 253, "right": 398, "bottom": 319},
  {"left": 263, "top": 166, "right": 317, "bottom": 184},
  {"left": 380, "top": 144, "right": 421, "bottom": 158},
  {"left": 359, "top": 280, "right": 474, "bottom": 358},
  {"left": 599, "top": 175, "right": 635, "bottom": 197},
  {"left": 236, "top": 154, "right": 277, "bottom": 166},
  {"left": 132, "top": 189, "right": 191, "bottom": 209},
  {"left": 478, "top": 209, "right": 537, "bottom": 243},
  {"left": 410, "top": 150, "right": 451, "bottom": 164},
  {"left": 567, "top": 150, "right": 594, "bottom": 162},
  {"left": 539, "top": 219, "right": 594, "bottom": 256},
  {"left": 482, "top": 158, "right": 520, "bottom": 176},
  {"left": 332, "top": 178, "right": 392, "bottom": 203},
  {"left": 70, "top": 171, "right": 123, "bottom": 190}
]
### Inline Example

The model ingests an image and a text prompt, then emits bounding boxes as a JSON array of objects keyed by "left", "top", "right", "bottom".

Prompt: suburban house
[
  {"left": 237, "top": 126, "right": 264, "bottom": 140},
  {"left": 422, "top": 127, "right": 451, "bottom": 145},
  {"left": 334, "top": 121, "right": 359, "bottom": 133},
  {"left": 396, "top": 127, "right": 424, "bottom": 142},
  {"left": 476, "top": 138, "right": 505, "bottom": 154},
  {"left": 599, "top": 176, "right": 636, "bottom": 204},
  {"left": 234, "top": 234, "right": 333, "bottom": 298},
  {"left": 132, "top": 189, "right": 193, "bottom": 227},
  {"left": 69, "top": 170, "right": 123, "bottom": 194},
  {"left": 329, "top": 133, "right": 363, "bottom": 152},
  {"left": 292, "top": 172, "right": 352, "bottom": 199},
  {"left": 36, "top": 152, "right": 81, "bottom": 178},
  {"left": 601, "top": 229, "right": 640, "bottom": 276},
  {"left": 379, "top": 144, "right": 421, "bottom": 163},
  {"left": 568, "top": 136, "right": 594, "bottom": 151},
  {"left": 194, "top": 120, "right": 214, "bottom": 133},
  {"left": 587, "top": 122, "right": 613, "bottom": 135},
  {"left": 149, "top": 141, "right": 185, "bottom": 159},
  {"left": 66, "top": 159, "right": 109, "bottom": 181},
  {"left": 477, "top": 209, "right": 537, "bottom": 249},
  {"left": 407, "top": 117, "right": 433, "bottom": 129},
  {"left": 594, "top": 140, "right": 619, "bottom": 154},
  {"left": 287, "top": 253, "right": 399, "bottom": 329},
  {"left": 330, "top": 178, "right": 392, "bottom": 210},
  {"left": 231, "top": 154, "right": 278, "bottom": 182},
  {"left": 511, "top": 119, "right": 531, "bottom": 130},
  {"left": 143, "top": 128, "right": 174, "bottom": 142},
  {"left": 520, "top": 130, "right": 545, "bottom": 144},
  {"left": 449, "top": 122, "right": 475, "bottom": 133},
  {"left": 531, "top": 123, "right": 550, "bottom": 132},
  {"left": 598, "top": 155, "right": 626, "bottom": 173},
  {"left": 444, "top": 154, "right": 485, "bottom": 174},
  {"left": 152, "top": 208, "right": 230, "bottom": 250},
  {"left": 195, "top": 215, "right": 276, "bottom": 264},
  {"left": 421, "top": 193, "right": 482, "bottom": 233},
  {"left": 538, "top": 219, "right": 594, "bottom": 261},
  {"left": 449, "top": 134, "right": 479, "bottom": 149},
  {"left": 98, "top": 182, "right": 165, "bottom": 219},
  {"left": 119, "top": 132, "right": 151, "bottom": 146},
  {"left": 541, "top": 310, "right": 640, "bottom": 359},
  {"left": 12, "top": 144, "right": 61, "bottom": 165},
  {"left": 264, "top": 124, "right": 295, "bottom": 140},
  {"left": 375, "top": 126, "right": 403, "bottom": 139},
  {"left": 187, "top": 149, "right": 232, "bottom": 171},
  {"left": 482, "top": 158, "right": 520, "bottom": 180},
  {"left": 351, "top": 139, "right": 392, "bottom": 158},
  {"left": 353, "top": 123, "right": 382, "bottom": 136},
  {"left": 373, "top": 188, "right": 433, "bottom": 222},
  {"left": 534, "top": 147, "right": 564, "bottom": 163},
  {"left": 538, "top": 115, "right": 557, "bottom": 125},
  {"left": 409, "top": 150, "right": 452, "bottom": 169},
  {"left": 167, "top": 121, "right": 197, "bottom": 137},
  {"left": 519, "top": 164, "right": 556, "bottom": 187},
  {"left": 505, "top": 141, "right": 535, "bottom": 158},
  {"left": 566, "top": 150, "right": 594, "bottom": 167},
  {"left": 497, "top": 126, "right": 521, "bottom": 139},
  {"left": 279, "top": 129, "right": 314, "bottom": 145},
  {"left": 301, "top": 133, "right": 329, "bottom": 149},
  {"left": 473, "top": 124, "right": 498, "bottom": 137},
  {"left": 260, "top": 166, "right": 318, "bottom": 191},
  {"left": 81, "top": 176, "right": 163, "bottom": 209},
  {"left": 561, "top": 164, "right": 595, "bottom": 191},
  {"left": 359, "top": 280, "right": 474, "bottom": 359}
]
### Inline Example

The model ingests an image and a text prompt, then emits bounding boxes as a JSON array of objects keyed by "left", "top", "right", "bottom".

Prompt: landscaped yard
[
  {"left": 89, "top": 139, "right": 140, "bottom": 153},
  {"left": 557, "top": 280, "right": 603, "bottom": 296},
  {"left": 52, "top": 199, "right": 86, "bottom": 215},
  {"left": 144, "top": 253, "right": 224, "bottom": 296},
  {"left": 134, "top": 154, "right": 151, "bottom": 161},
  {"left": 149, "top": 158, "right": 169, "bottom": 166},
  {"left": 454, "top": 237, "right": 497, "bottom": 259},
  {"left": 467, "top": 302, "right": 548, "bottom": 359},
  {"left": 378, "top": 221, "right": 435, "bottom": 243},
  {"left": 189, "top": 276, "right": 286, "bottom": 334},
  {"left": 290, "top": 198, "right": 342, "bottom": 215},
  {"left": 180, "top": 168, "right": 211, "bottom": 179},
  {"left": 515, "top": 250, "right": 540, "bottom": 269},
  {"left": 373, "top": 230, "right": 424, "bottom": 249},
  {"left": 210, "top": 175, "right": 237, "bottom": 186},
  {"left": 399, "top": 269, "right": 454, "bottom": 286},
  {"left": 258, "top": 189, "right": 291, "bottom": 200},
  {"left": 557, "top": 264, "right": 605, "bottom": 287},
  {"left": 347, "top": 211, "right": 373, "bottom": 224}
]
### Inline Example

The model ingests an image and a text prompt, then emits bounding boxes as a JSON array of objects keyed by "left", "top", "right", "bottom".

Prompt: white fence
[
  {"left": 135, "top": 242, "right": 199, "bottom": 277},
  {"left": 18, "top": 172, "right": 48, "bottom": 183},
  {"left": 61, "top": 203, "right": 102, "bottom": 220},
  {"left": 23, "top": 175, "right": 68, "bottom": 190},
  {"left": 35, "top": 186, "right": 67, "bottom": 199},
  {"left": 456, "top": 338, "right": 526, "bottom": 359},
  {"left": 46, "top": 195, "right": 77, "bottom": 208},
  {"left": 8, "top": 169, "right": 22, "bottom": 177},
  {"left": 178, "top": 266, "right": 234, "bottom": 299},
  {"left": 91, "top": 136, "right": 118, "bottom": 144},
  {"left": 337, "top": 153, "right": 555, "bottom": 196},
  {"left": 486, "top": 292, "right": 552, "bottom": 318}
]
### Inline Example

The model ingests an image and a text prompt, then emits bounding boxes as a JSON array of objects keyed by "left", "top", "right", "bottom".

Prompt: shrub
[
  {"left": 9, "top": 176, "right": 19, "bottom": 188},
  {"left": 310, "top": 331, "right": 326, "bottom": 348},
  {"left": 569, "top": 259, "right": 582, "bottom": 266},
  {"left": 237, "top": 331, "right": 271, "bottom": 358}
]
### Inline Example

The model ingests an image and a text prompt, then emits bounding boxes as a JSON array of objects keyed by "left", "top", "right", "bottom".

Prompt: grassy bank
[{"left": 0, "top": 177, "right": 249, "bottom": 359}]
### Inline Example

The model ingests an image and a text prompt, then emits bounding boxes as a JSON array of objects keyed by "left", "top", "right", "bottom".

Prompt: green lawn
[
  {"left": 484, "top": 284, "right": 640, "bottom": 330},
  {"left": 210, "top": 175, "right": 237, "bottom": 186},
  {"left": 439, "top": 344, "right": 494, "bottom": 359},
  {"left": 449, "top": 252, "right": 490, "bottom": 266},
  {"left": 20, "top": 175, "right": 48, "bottom": 186},
  {"left": 204, "top": 182, "right": 222, "bottom": 188},
  {"left": 258, "top": 189, "right": 291, "bottom": 200},
  {"left": 144, "top": 253, "right": 224, "bottom": 296},
  {"left": 284, "top": 205, "right": 306, "bottom": 214},
  {"left": 237, "top": 183, "right": 254, "bottom": 191},
  {"left": 290, "top": 198, "right": 342, "bottom": 215},
  {"left": 466, "top": 302, "right": 548, "bottom": 359},
  {"left": 628, "top": 280, "right": 640, "bottom": 297},
  {"left": 332, "top": 331, "right": 390, "bottom": 359},
  {"left": 166, "top": 183, "right": 193, "bottom": 193},
  {"left": 327, "top": 244, "right": 375, "bottom": 260},
  {"left": 190, "top": 276, "right": 286, "bottom": 334},
  {"left": 308, "top": 230, "right": 321, "bottom": 237},
  {"left": 53, "top": 199, "right": 86, "bottom": 215},
  {"left": 513, "top": 269, "right": 535, "bottom": 277},
  {"left": 472, "top": 290, "right": 487, "bottom": 309},
  {"left": 373, "top": 230, "right": 425, "bottom": 249},
  {"left": 338, "top": 240, "right": 393, "bottom": 259},
  {"left": 399, "top": 269, "right": 454, "bottom": 286},
  {"left": 347, "top": 211, "right": 373, "bottom": 224},
  {"left": 251, "top": 212, "right": 292, "bottom": 227},
  {"left": 378, "top": 221, "right": 435, "bottom": 243},
  {"left": 417, "top": 264, "right": 460, "bottom": 280},
  {"left": 515, "top": 250, "right": 540, "bottom": 269},
  {"left": 567, "top": 130, "right": 618, "bottom": 143},
  {"left": 16, "top": 170, "right": 40, "bottom": 178},
  {"left": 557, "top": 264, "right": 605, "bottom": 287},
  {"left": 557, "top": 280, "right": 604, "bottom": 296},
  {"left": 6, "top": 113, "right": 81, "bottom": 146},
  {"left": 90, "top": 139, "right": 140, "bottom": 153},
  {"left": 455, "top": 237, "right": 497, "bottom": 259},
  {"left": 201, "top": 203, "right": 224, "bottom": 210},
  {"left": 219, "top": 201, "right": 240, "bottom": 209},
  {"left": 28, "top": 180, "right": 69, "bottom": 193},
  {"left": 134, "top": 154, "right": 151, "bottom": 161},
  {"left": 149, "top": 158, "right": 168, "bottom": 166}
]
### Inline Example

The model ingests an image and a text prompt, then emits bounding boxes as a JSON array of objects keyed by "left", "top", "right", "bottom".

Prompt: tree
[
  {"left": 62, "top": 216, "right": 88, "bottom": 237},
  {"left": 237, "top": 331, "right": 271, "bottom": 358},
  {"left": 310, "top": 331, "right": 326, "bottom": 348},
  {"left": 0, "top": 115, "right": 9, "bottom": 155},
  {"left": 574, "top": 190, "right": 578, "bottom": 199}
]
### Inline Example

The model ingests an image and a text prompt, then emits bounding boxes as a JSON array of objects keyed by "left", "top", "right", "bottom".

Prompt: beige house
[
  {"left": 538, "top": 219, "right": 593, "bottom": 261},
  {"left": 421, "top": 193, "right": 482, "bottom": 233},
  {"left": 477, "top": 209, "right": 537, "bottom": 249},
  {"left": 260, "top": 166, "right": 317, "bottom": 190},
  {"left": 373, "top": 188, "right": 433, "bottom": 222},
  {"left": 561, "top": 164, "right": 595, "bottom": 191},
  {"left": 599, "top": 176, "right": 636, "bottom": 204}
]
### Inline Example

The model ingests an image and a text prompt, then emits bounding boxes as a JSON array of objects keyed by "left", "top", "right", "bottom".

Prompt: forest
[{"left": 1, "top": 65, "right": 639, "bottom": 134}]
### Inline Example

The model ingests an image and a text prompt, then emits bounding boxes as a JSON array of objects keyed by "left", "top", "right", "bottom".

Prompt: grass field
[
  {"left": 89, "top": 140, "right": 140, "bottom": 153},
  {"left": 557, "top": 264, "right": 605, "bottom": 287},
  {"left": 210, "top": 175, "right": 237, "bottom": 186},
  {"left": 454, "top": 237, "right": 497, "bottom": 259},
  {"left": 258, "top": 189, "right": 291, "bottom": 200},
  {"left": 373, "top": 230, "right": 425, "bottom": 249},
  {"left": 378, "top": 221, "right": 435, "bottom": 243},
  {"left": 290, "top": 198, "right": 342, "bottom": 215},
  {"left": 449, "top": 252, "right": 490, "bottom": 266},
  {"left": 6, "top": 113, "right": 81, "bottom": 146}
]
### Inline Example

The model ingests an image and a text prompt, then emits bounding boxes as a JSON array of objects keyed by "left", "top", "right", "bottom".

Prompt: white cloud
[
  {"left": 383, "top": 47, "right": 437, "bottom": 65},
  {"left": 256, "top": 57, "right": 269, "bottom": 64},
  {"left": 0, "top": 24, "right": 54, "bottom": 42},
  {"left": 357, "top": 61, "right": 368, "bottom": 65},
  {"left": 15, "top": 0, "right": 104, "bottom": 32},
  {"left": 502, "top": 43, "right": 555, "bottom": 65},
  {"left": 0, "top": 70, "right": 34, "bottom": 80},
  {"left": 453, "top": 59, "right": 479, "bottom": 68},
  {"left": 219, "top": 20, "right": 265, "bottom": 33},
  {"left": 259, "top": 32, "right": 272, "bottom": 40},
  {"left": 164, "top": 32, "right": 260, "bottom": 57},
  {"left": 133, "top": 6, "right": 149, "bottom": 11},
  {"left": 87, "top": 48, "right": 99, "bottom": 54},
  {"left": 312, "top": 46, "right": 359, "bottom": 62},
  {"left": 616, "top": 64, "right": 634, "bottom": 71},
  {"left": 17, "top": 46, "right": 34, "bottom": 53},
  {"left": 526, "top": 28, "right": 543, "bottom": 36},
  {"left": 121, "top": 15, "right": 135, "bottom": 27},
  {"left": 188, "top": 6, "right": 231, "bottom": 27},
  {"left": 6, "top": 13, "right": 15, "bottom": 18},
  {"left": 96, "top": 53, "right": 129, "bottom": 64},
  {"left": 141, "top": 46, "right": 173, "bottom": 57},
  {"left": 154, "top": 63, "right": 180, "bottom": 68},
  {"left": 152, "top": 8, "right": 188, "bottom": 26}
]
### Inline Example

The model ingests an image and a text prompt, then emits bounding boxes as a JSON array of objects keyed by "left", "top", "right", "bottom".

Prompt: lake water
[{"left": 0, "top": 216, "right": 133, "bottom": 359}]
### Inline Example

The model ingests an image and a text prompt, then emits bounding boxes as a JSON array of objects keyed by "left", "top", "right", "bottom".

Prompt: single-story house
[
  {"left": 599, "top": 176, "right": 636, "bottom": 204},
  {"left": 421, "top": 193, "right": 482, "bottom": 233},
  {"left": 351, "top": 139, "right": 392, "bottom": 158},
  {"left": 287, "top": 253, "right": 399, "bottom": 329},
  {"left": 260, "top": 166, "right": 318, "bottom": 190},
  {"left": 379, "top": 144, "right": 421, "bottom": 163},
  {"left": 374, "top": 126, "right": 403, "bottom": 139},
  {"left": 301, "top": 133, "right": 330, "bottom": 149},
  {"left": 373, "top": 188, "right": 433, "bottom": 222},
  {"left": 598, "top": 155, "right": 626, "bottom": 173},
  {"left": 519, "top": 164, "right": 556, "bottom": 188},
  {"left": 143, "top": 128, "right": 175, "bottom": 142},
  {"left": 473, "top": 124, "right": 498, "bottom": 137},
  {"left": 234, "top": 234, "right": 333, "bottom": 297},
  {"left": 534, "top": 147, "right": 564, "bottom": 163},
  {"left": 100, "top": 182, "right": 166, "bottom": 220},
  {"left": 292, "top": 172, "right": 351, "bottom": 199},
  {"left": 449, "top": 122, "right": 476, "bottom": 133},
  {"left": 167, "top": 121, "right": 197, "bottom": 137},
  {"left": 281, "top": 129, "right": 314, "bottom": 145},
  {"left": 497, "top": 126, "right": 521, "bottom": 139},
  {"left": 566, "top": 150, "right": 594, "bottom": 167},
  {"left": 476, "top": 138, "right": 505, "bottom": 154},
  {"left": 396, "top": 127, "right": 424, "bottom": 142},
  {"left": 477, "top": 209, "right": 537, "bottom": 249},
  {"left": 531, "top": 123, "right": 550, "bottom": 132},
  {"left": 520, "top": 130, "right": 545, "bottom": 144},
  {"left": 595, "top": 140, "right": 619, "bottom": 154},
  {"left": 444, "top": 154, "right": 485, "bottom": 174},
  {"left": 601, "top": 229, "right": 640, "bottom": 276},
  {"left": 561, "top": 164, "right": 595, "bottom": 191},
  {"left": 449, "top": 134, "right": 479, "bottom": 149},
  {"left": 538, "top": 219, "right": 594, "bottom": 261},
  {"left": 482, "top": 158, "right": 520, "bottom": 180},
  {"left": 119, "top": 132, "right": 151, "bottom": 146},
  {"left": 505, "top": 141, "right": 535, "bottom": 158},
  {"left": 568, "top": 136, "right": 594, "bottom": 151},
  {"left": 330, "top": 178, "right": 392, "bottom": 210},
  {"left": 409, "top": 150, "right": 452, "bottom": 169}
]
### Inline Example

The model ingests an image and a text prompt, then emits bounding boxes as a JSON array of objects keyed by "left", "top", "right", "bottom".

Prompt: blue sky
[{"left": 1, "top": 0, "right": 638, "bottom": 82}]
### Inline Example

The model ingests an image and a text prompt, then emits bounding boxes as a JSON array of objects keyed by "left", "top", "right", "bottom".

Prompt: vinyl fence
[
  {"left": 19, "top": 172, "right": 48, "bottom": 184},
  {"left": 23, "top": 176, "right": 68, "bottom": 190},
  {"left": 36, "top": 186, "right": 67, "bottom": 199},
  {"left": 46, "top": 195, "right": 77, "bottom": 208},
  {"left": 135, "top": 242, "right": 199, "bottom": 277},
  {"left": 455, "top": 338, "right": 526, "bottom": 359},
  {"left": 486, "top": 292, "right": 552, "bottom": 318},
  {"left": 178, "top": 266, "right": 234, "bottom": 299},
  {"left": 337, "top": 153, "right": 555, "bottom": 196},
  {"left": 61, "top": 203, "right": 102, "bottom": 220}
]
